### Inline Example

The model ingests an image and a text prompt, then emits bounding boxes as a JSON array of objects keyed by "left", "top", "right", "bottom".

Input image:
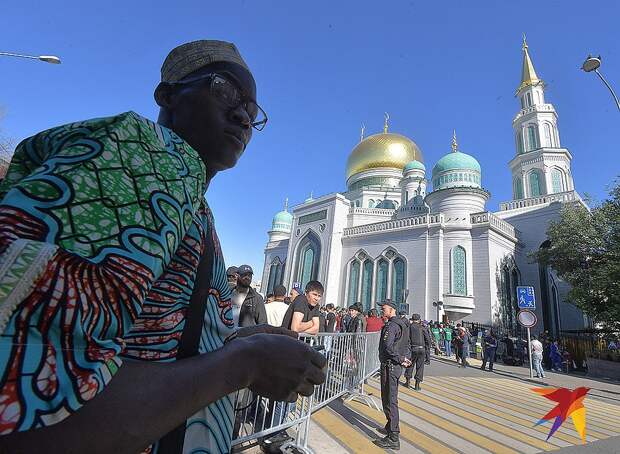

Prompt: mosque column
[
  {"left": 521, "top": 171, "right": 528, "bottom": 198},
  {"left": 371, "top": 260, "right": 378, "bottom": 308},
  {"left": 386, "top": 259, "right": 394, "bottom": 300}
]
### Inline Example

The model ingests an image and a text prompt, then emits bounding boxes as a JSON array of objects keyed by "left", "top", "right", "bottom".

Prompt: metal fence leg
[{"left": 344, "top": 335, "right": 381, "bottom": 411}]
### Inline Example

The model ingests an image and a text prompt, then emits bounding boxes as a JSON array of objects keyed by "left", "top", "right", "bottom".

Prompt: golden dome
[{"left": 346, "top": 132, "right": 423, "bottom": 180}]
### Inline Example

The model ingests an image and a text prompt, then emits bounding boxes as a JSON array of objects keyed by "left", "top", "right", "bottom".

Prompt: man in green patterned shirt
[{"left": 0, "top": 40, "right": 326, "bottom": 454}]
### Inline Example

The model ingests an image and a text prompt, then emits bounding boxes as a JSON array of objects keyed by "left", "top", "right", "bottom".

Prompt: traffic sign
[
  {"left": 517, "top": 286, "right": 536, "bottom": 309},
  {"left": 517, "top": 309, "right": 537, "bottom": 328}
]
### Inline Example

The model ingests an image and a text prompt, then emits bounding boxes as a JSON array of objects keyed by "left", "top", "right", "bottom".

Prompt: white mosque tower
[
  {"left": 260, "top": 37, "right": 589, "bottom": 336},
  {"left": 510, "top": 35, "right": 575, "bottom": 200}
]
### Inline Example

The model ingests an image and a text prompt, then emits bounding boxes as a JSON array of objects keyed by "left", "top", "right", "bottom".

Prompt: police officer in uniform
[
  {"left": 374, "top": 300, "right": 411, "bottom": 450},
  {"left": 404, "top": 313, "right": 432, "bottom": 390}
]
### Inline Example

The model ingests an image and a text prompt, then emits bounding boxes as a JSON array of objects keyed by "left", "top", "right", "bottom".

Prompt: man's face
[
  {"left": 238, "top": 272, "right": 252, "bottom": 288},
  {"left": 306, "top": 290, "right": 322, "bottom": 307},
  {"left": 227, "top": 273, "right": 238, "bottom": 288},
  {"left": 381, "top": 304, "right": 394, "bottom": 318},
  {"left": 156, "top": 61, "right": 257, "bottom": 172},
  {"left": 349, "top": 309, "right": 358, "bottom": 318}
]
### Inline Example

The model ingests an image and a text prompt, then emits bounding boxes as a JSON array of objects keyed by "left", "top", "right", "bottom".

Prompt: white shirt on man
[
  {"left": 531, "top": 339, "right": 543, "bottom": 355},
  {"left": 266, "top": 300, "right": 289, "bottom": 327}
]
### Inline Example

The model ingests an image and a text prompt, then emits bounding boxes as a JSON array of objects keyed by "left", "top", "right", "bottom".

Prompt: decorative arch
[
  {"left": 528, "top": 170, "right": 543, "bottom": 197},
  {"left": 550, "top": 167, "right": 565, "bottom": 194},
  {"left": 391, "top": 256, "right": 407, "bottom": 306},
  {"left": 294, "top": 230, "right": 321, "bottom": 289},
  {"left": 526, "top": 124, "right": 539, "bottom": 151},
  {"left": 451, "top": 246, "right": 467, "bottom": 295},
  {"left": 513, "top": 177, "right": 524, "bottom": 199},
  {"left": 368, "top": 199, "right": 375, "bottom": 208},
  {"left": 267, "top": 256, "right": 285, "bottom": 294}
]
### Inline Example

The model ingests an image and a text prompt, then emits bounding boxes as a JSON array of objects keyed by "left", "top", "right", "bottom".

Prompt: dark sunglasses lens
[{"left": 211, "top": 76, "right": 240, "bottom": 106}]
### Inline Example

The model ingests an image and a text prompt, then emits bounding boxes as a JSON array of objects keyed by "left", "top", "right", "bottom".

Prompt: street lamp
[
  {"left": 432, "top": 301, "right": 444, "bottom": 323},
  {"left": 581, "top": 55, "right": 620, "bottom": 112},
  {"left": 0, "top": 52, "right": 61, "bottom": 64}
]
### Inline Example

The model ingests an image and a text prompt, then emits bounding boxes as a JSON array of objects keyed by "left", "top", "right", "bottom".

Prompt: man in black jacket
[
  {"left": 374, "top": 300, "right": 411, "bottom": 450},
  {"left": 404, "top": 314, "right": 431, "bottom": 390},
  {"left": 232, "top": 264, "right": 267, "bottom": 327}
]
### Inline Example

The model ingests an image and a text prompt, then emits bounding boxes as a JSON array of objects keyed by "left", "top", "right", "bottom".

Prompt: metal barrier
[{"left": 231, "top": 331, "right": 381, "bottom": 453}]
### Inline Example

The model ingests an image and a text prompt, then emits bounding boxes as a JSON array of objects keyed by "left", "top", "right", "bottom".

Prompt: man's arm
[
  {"left": 290, "top": 311, "right": 314, "bottom": 333},
  {"left": 0, "top": 332, "right": 326, "bottom": 454},
  {"left": 383, "top": 324, "right": 404, "bottom": 364},
  {"left": 306, "top": 316, "right": 320, "bottom": 335},
  {"left": 255, "top": 297, "right": 268, "bottom": 325}
]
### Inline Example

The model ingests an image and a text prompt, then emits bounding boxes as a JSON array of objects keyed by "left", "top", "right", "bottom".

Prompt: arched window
[
  {"left": 361, "top": 260, "right": 373, "bottom": 311},
  {"left": 526, "top": 92, "right": 532, "bottom": 107},
  {"left": 526, "top": 125, "right": 539, "bottom": 151},
  {"left": 295, "top": 231, "right": 320, "bottom": 288},
  {"left": 368, "top": 199, "right": 375, "bottom": 208},
  {"left": 551, "top": 168, "right": 564, "bottom": 194},
  {"left": 544, "top": 123, "right": 552, "bottom": 147},
  {"left": 513, "top": 177, "right": 524, "bottom": 199},
  {"left": 392, "top": 258, "right": 406, "bottom": 305},
  {"left": 451, "top": 246, "right": 467, "bottom": 295},
  {"left": 347, "top": 260, "right": 360, "bottom": 305},
  {"left": 267, "top": 257, "right": 284, "bottom": 294},
  {"left": 376, "top": 259, "right": 389, "bottom": 303},
  {"left": 516, "top": 131, "right": 524, "bottom": 154},
  {"left": 529, "top": 171, "right": 542, "bottom": 197}
]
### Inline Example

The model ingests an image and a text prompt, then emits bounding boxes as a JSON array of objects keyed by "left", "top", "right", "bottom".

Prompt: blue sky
[{"left": 2, "top": 1, "right": 618, "bottom": 280}]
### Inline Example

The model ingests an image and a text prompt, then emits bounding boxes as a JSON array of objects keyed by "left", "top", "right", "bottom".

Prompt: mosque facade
[{"left": 260, "top": 40, "right": 589, "bottom": 337}]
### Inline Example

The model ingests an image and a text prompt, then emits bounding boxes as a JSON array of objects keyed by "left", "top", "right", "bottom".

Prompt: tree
[{"left": 534, "top": 181, "right": 620, "bottom": 330}]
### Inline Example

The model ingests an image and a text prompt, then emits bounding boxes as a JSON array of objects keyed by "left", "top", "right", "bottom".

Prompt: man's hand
[
  {"left": 241, "top": 334, "right": 327, "bottom": 402},
  {"left": 401, "top": 358, "right": 412, "bottom": 367}
]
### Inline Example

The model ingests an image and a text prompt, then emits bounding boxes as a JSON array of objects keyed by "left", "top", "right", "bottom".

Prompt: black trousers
[
  {"left": 380, "top": 362, "right": 402, "bottom": 434},
  {"left": 404, "top": 348, "right": 425, "bottom": 382}
]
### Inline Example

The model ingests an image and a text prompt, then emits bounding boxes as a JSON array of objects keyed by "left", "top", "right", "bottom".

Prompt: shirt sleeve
[
  {"left": 0, "top": 113, "right": 206, "bottom": 434},
  {"left": 383, "top": 323, "right": 403, "bottom": 364}
]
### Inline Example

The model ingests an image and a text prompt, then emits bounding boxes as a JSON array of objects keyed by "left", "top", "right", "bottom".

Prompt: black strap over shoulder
[{"left": 157, "top": 231, "right": 215, "bottom": 454}]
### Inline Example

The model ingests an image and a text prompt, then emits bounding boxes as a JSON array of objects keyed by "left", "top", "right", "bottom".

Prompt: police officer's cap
[{"left": 379, "top": 300, "right": 398, "bottom": 310}]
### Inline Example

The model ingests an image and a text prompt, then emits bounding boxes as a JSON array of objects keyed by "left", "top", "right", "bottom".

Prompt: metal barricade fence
[{"left": 231, "top": 331, "right": 381, "bottom": 453}]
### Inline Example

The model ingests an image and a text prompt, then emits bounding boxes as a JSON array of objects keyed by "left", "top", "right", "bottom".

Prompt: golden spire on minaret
[
  {"left": 517, "top": 33, "right": 544, "bottom": 94},
  {"left": 383, "top": 112, "right": 390, "bottom": 133},
  {"left": 451, "top": 130, "right": 458, "bottom": 153},
  {"left": 360, "top": 123, "right": 365, "bottom": 142}
]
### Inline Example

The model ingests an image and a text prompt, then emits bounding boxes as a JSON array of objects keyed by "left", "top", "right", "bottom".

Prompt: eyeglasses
[{"left": 172, "top": 73, "right": 268, "bottom": 131}]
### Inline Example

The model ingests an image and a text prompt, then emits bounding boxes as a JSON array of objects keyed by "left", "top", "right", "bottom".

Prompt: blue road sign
[{"left": 517, "top": 286, "right": 536, "bottom": 309}]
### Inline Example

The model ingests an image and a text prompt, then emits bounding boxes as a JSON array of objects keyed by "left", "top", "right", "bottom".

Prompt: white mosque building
[{"left": 260, "top": 40, "right": 590, "bottom": 336}]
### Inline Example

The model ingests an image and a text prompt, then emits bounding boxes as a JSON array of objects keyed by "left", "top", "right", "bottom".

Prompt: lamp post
[
  {"left": 581, "top": 55, "right": 620, "bottom": 112},
  {"left": 432, "top": 301, "right": 443, "bottom": 323},
  {"left": 0, "top": 52, "right": 61, "bottom": 64}
]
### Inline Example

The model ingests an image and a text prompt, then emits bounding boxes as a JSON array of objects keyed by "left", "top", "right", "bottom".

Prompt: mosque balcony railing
[
  {"left": 470, "top": 212, "right": 518, "bottom": 239},
  {"left": 348, "top": 207, "right": 397, "bottom": 216},
  {"left": 498, "top": 190, "right": 579, "bottom": 212},
  {"left": 343, "top": 213, "right": 444, "bottom": 238},
  {"left": 512, "top": 103, "right": 556, "bottom": 123}
]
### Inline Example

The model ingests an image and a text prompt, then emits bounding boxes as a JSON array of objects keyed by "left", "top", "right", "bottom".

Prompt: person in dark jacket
[
  {"left": 347, "top": 303, "right": 365, "bottom": 333},
  {"left": 480, "top": 329, "right": 498, "bottom": 371},
  {"left": 404, "top": 314, "right": 431, "bottom": 390},
  {"left": 373, "top": 300, "right": 411, "bottom": 450},
  {"left": 423, "top": 322, "right": 432, "bottom": 364},
  {"left": 232, "top": 264, "right": 267, "bottom": 327}
]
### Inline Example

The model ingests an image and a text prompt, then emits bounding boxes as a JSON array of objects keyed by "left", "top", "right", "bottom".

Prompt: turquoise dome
[
  {"left": 273, "top": 210, "right": 292, "bottom": 224},
  {"left": 271, "top": 209, "right": 292, "bottom": 232},
  {"left": 432, "top": 151, "right": 481, "bottom": 176},
  {"left": 403, "top": 160, "right": 426, "bottom": 172}
]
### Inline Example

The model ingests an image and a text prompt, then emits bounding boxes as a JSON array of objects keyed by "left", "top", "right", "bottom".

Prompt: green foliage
[{"left": 534, "top": 181, "right": 620, "bottom": 329}]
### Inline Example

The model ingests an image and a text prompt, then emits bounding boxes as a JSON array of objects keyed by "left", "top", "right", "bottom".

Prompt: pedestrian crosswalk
[{"left": 310, "top": 376, "right": 620, "bottom": 453}]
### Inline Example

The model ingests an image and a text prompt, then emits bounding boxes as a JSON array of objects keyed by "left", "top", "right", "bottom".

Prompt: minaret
[{"left": 510, "top": 35, "right": 574, "bottom": 200}]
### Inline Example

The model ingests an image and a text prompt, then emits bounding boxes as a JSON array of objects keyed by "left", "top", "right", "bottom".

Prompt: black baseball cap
[
  {"left": 226, "top": 266, "right": 238, "bottom": 276},
  {"left": 237, "top": 264, "right": 253, "bottom": 275},
  {"left": 410, "top": 313, "right": 421, "bottom": 321}
]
